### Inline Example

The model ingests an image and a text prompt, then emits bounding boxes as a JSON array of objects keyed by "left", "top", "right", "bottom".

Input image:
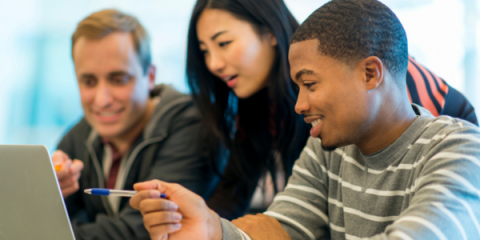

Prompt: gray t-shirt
[{"left": 221, "top": 105, "right": 480, "bottom": 239}]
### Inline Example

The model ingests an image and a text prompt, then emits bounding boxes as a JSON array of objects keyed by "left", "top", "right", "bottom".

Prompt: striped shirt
[
  {"left": 221, "top": 105, "right": 480, "bottom": 239},
  {"left": 407, "top": 56, "right": 477, "bottom": 125}
]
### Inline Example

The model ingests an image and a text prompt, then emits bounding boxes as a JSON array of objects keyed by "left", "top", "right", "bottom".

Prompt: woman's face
[{"left": 196, "top": 9, "right": 277, "bottom": 99}]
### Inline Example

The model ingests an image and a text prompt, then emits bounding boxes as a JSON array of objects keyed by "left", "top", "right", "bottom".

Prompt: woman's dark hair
[{"left": 186, "top": 0, "right": 309, "bottom": 192}]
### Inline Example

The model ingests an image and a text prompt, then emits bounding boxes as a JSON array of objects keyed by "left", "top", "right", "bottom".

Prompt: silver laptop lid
[{"left": 0, "top": 145, "right": 75, "bottom": 240}]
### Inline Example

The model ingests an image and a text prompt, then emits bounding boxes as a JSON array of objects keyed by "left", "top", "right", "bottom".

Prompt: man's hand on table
[
  {"left": 52, "top": 150, "right": 84, "bottom": 198},
  {"left": 232, "top": 213, "right": 291, "bottom": 240},
  {"left": 130, "top": 180, "right": 223, "bottom": 240}
]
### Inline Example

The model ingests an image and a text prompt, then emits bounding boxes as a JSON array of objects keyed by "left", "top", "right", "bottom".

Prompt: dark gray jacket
[{"left": 57, "top": 84, "right": 218, "bottom": 240}]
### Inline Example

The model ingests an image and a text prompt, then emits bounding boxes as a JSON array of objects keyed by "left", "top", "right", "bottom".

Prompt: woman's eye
[
  {"left": 304, "top": 83, "right": 314, "bottom": 89},
  {"left": 219, "top": 41, "right": 232, "bottom": 47},
  {"left": 200, "top": 49, "right": 208, "bottom": 55}
]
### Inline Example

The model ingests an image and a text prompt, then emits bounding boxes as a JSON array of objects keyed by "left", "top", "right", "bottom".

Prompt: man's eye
[
  {"left": 111, "top": 75, "right": 131, "bottom": 85},
  {"left": 219, "top": 41, "right": 232, "bottom": 47},
  {"left": 82, "top": 77, "right": 97, "bottom": 87}
]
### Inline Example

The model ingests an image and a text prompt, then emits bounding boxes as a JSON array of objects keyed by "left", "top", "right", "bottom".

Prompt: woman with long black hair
[{"left": 186, "top": 0, "right": 310, "bottom": 220}]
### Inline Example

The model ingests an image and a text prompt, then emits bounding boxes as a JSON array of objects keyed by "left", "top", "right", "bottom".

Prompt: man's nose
[
  {"left": 93, "top": 80, "right": 113, "bottom": 108},
  {"left": 295, "top": 89, "right": 310, "bottom": 115}
]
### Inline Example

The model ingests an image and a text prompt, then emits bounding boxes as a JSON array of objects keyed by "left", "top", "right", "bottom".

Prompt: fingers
[
  {"left": 52, "top": 150, "right": 68, "bottom": 165},
  {"left": 133, "top": 179, "right": 162, "bottom": 191},
  {"left": 58, "top": 171, "right": 81, "bottom": 187},
  {"left": 134, "top": 196, "right": 182, "bottom": 239},
  {"left": 59, "top": 170, "right": 80, "bottom": 196},
  {"left": 51, "top": 152, "right": 83, "bottom": 199},
  {"left": 55, "top": 158, "right": 83, "bottom": 198},
  {"left": 131, "top": 180, "right": 183, "bottom": 209},
  {"left": 61, "top": 181, "right": 79, "bottom": 198},
  {"left": 132, "top": 180, "right": 182, "bottom": 209},
  {"left": 130, "top": 190, "right": 166, "bottom": 209},
  {"left": 144, "top": 211, "right": 182, "bottom": 226},
  {"left": 57, "top": 159, "right": 82, "bottom": 184},
  {"left": 139, "top": 198, "right": 178, "bottom": 214},
  {"left": 148, "top": 222, "right": 182, "bottom": 239},
  {"left": 69, "top": 159, "right": 84, "bottom": 174},
  {"left": 133, "top": 180, "right": 184, "bottom": 198},
  {"left": 143, "top": 211, "right": 182, "bottom": 239},
  {"left": 55, "top": 159, "right": 72, "bottom": 180}
]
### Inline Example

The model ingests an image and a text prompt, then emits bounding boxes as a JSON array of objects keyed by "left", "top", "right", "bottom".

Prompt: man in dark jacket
[{"left": 52, "top": 9, "right": 218, "bottom": 240}]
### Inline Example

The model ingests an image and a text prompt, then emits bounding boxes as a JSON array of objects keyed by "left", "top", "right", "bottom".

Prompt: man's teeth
[
  {"left": 312, "top": 119, "right": 322, "bottom": 127},
  {"left": 98, "top": 111, "right": 119, "bottom": 117}
]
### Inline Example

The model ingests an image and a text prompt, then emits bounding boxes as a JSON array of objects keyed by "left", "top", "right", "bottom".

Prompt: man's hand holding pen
[{"left": 130, "top": 180, "right": 223, "bottom": 240}]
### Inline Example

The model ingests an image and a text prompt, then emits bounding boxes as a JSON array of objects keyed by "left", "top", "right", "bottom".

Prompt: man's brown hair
[{"left": 72, "top": 9, "right": 151, "bottom": 74}]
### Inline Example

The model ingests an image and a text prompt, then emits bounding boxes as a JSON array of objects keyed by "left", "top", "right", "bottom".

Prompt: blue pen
[{"left": 84, "top": 188, "right": 166, "bottom": 198}]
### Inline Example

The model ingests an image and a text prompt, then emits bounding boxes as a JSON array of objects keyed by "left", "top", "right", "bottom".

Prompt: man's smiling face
[
  {"left": 290, "top": 39, "right": 374, "bottom": 151},
  {"left": 73, "top": 32, "right": 153, "bottom": 140}
]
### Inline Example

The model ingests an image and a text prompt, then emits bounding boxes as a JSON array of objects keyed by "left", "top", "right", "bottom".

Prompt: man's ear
[
  {"left": 147, "top": 65, "right": 156, "bottom": 91},
  {"left": 361, "top": 56, "right": 384, "bottom": 90}
]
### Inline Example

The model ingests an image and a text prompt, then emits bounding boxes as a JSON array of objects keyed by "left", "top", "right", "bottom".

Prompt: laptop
[{"left": 0, "top": 145, "right": 76, "bottom": 240}]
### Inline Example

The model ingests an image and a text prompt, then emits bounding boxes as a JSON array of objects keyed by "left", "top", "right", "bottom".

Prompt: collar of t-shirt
[{"left": 360, "top": 104, "right": 433, "bottom": 170}]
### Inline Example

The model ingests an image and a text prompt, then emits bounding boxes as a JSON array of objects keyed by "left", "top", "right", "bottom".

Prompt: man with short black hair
[
  {"left": 52, "top": 9, "right": 218, "bottom": 240},
  {"left": 129, "top": 0, "right": 480, "bottom": 239}
]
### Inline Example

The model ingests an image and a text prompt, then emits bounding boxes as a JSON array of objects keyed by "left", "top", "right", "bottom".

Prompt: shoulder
[
  {"left": 411, "top": 116, "right": 480, "bottom": 200},
  {"left": 406, "top": 56, "right": 478, "bottom": 125},
  {"left": 59, "top": 118, "right": 92, "bottom": 143},
  {"left": 414, "top": 115, "right": 480, "bottom": 173},
  {"left": 406, "top": 56, "right": 449, "bottom": 117},
  {"left": 419, "top": 115, "right": 479, "bottom": 142},
  {"left": 154, "top": 84, "right": 197, "bottom": 117},
  {"left": 411, "top": 102, "right": 479, "bottom": 150},
  {"left": 145, "top": 85, "right": 201, "bottom": 137}
]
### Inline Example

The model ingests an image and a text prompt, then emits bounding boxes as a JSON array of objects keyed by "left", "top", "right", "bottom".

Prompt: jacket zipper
[
  {"left": 85, "top": 132, "right": 168, "bottom": 218},
  {"left": 85, "top": 142, "right": 114, "bottom": 217}
]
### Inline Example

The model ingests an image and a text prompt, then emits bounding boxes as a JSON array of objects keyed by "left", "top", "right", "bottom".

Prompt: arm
[{"left": 369, "top": 127, "right": 480, "bottom": 239}]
